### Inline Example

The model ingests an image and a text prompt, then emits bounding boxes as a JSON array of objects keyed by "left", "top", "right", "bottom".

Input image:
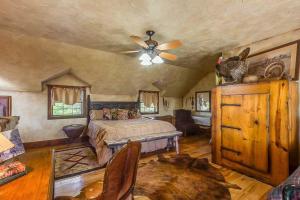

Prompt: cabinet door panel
[
  {"left": 221, "top": 94, "right": 269, "bottom": 173},
  {"left": 221, "top": 128, "right": 243, "bottom": 163}
]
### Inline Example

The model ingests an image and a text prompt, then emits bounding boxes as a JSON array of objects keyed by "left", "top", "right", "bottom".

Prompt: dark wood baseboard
[{"left": 24, "top": 136, "right": 89, "bottom": 149}]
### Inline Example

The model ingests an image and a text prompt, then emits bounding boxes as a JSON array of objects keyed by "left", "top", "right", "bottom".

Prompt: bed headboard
[{"left": 87, "top": 95, "right": 139, "bottom": 124}]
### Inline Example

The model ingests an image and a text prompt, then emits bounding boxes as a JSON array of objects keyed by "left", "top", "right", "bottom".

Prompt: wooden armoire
[{"left": 212, "top": 80, "right": 298, "bottom": 186}]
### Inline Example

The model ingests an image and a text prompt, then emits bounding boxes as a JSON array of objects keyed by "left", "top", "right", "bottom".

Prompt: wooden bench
[{"left": 104, "top": 131, "right": 182, "bottom": 154}]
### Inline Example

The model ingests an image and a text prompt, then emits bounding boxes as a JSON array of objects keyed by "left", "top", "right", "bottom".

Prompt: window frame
[
  {"left": 138, "top": 90, "right": 159, "bottom": 115},
  {"left": 47, "top": 85, "right": 87, "bottom": 120}
]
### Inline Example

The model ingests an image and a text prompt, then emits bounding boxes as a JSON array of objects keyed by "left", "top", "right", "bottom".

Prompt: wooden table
[{"left": 0, "top": 148, "right": 54, "bottom": 200}]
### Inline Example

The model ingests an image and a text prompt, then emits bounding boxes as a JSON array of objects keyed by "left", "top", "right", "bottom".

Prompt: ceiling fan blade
[
  {"left": 159, "top": 52, "right": 177, "bottom": 61},
  {"left": 130, "top": 36, "right": 148, "bottom": 48},
  {"left": 121, "top": 50, "right": 140, "bottom": 54},
  {"left": 156, "top": 40, "right": 182, "bottom": 51}
]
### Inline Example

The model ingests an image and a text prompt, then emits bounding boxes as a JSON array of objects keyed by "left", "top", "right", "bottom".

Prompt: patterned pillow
[
  {"left": 128, "top": 109, "right": 141, "bottom": 119},
  {"left": 103, "top": 108, "right": 112, "bottom": 120},
  {"left": 89, "top": 110, "right": 103, "bottom": 120},
  {"left": 111, "top": 108, "right": 118, "bottom": 120},
  {"left": 117, "top": 109, "right": 129, "bottom": 120}
]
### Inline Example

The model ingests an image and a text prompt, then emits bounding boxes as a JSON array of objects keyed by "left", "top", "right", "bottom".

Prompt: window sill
[
  {"left": 140, "top": 112, "right": 159, "bottom": 115},
  {"left": 48, "top": 115, "right": 86, "bottom": 120}
]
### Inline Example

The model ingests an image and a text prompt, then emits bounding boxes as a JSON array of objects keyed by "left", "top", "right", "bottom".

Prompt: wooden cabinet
[{"left": 212, "top": 80, "right": 298, "bottom": 186}]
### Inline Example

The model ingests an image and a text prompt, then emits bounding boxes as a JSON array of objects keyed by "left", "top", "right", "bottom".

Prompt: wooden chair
[
  {"left": 55, "top": 141, "right": 149, "bottom": 200},
  {"left": 174, "top": 109, "right": 200, "bottom": 136}
]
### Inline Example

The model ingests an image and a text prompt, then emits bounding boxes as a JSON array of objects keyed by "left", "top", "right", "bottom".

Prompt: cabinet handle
[
  {"left": 221, "top": 146, "right": 241, "bottom": 155},
  {"left": 221, "top": 125, "right": 247, "bottom": 140},
  {"left": 221, "top": 103, "right": 241, "bottom": 107}
]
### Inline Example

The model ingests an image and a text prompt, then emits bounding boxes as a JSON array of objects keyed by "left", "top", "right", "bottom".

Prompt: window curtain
[
  {"left": 140, "top": 91, "right": 158, "bottom": 107},
  {"left": 51, "top": 87, "right": 82, "bottom": 105}
]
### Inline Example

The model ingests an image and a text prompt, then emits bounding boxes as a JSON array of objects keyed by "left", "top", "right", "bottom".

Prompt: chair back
[
  {"left": 175, "top": 109, "right": 193, "bottom": 123},
  {"left": 100, "top": 141, "right": 142, "bottom": 200}
]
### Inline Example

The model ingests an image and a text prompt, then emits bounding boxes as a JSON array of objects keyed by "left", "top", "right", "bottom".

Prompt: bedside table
[{"left": 62, "top": 124, "right": 85, "bottom": 139}]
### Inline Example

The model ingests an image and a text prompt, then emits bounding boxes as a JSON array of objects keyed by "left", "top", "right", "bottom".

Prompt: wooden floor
[{"left": 54, "top": 135, "right": 272, "bottom": 200}]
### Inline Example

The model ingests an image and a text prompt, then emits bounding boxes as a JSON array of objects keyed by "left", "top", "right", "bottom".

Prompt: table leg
[
  {"left": 167, "top": 138, "right": 171, "bottom": 151},
  {"left": 111, "top": 147, "right": 116, "bottom": 155},
  {"left": 175, "top": 136, "right": 179, "bottom": 154}
]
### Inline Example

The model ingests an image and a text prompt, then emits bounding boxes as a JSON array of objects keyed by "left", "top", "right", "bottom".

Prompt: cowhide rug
[{"left": 135, "top": 154, "right": 240, "bottom": 200}]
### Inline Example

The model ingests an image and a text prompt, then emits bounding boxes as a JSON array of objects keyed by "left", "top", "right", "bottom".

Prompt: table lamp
[{"left": 0, "top": 133, "right": 14, "bottom": 153}]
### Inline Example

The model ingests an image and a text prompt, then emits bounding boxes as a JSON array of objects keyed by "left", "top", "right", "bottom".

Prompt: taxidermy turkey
[{"left": 216, "top": 48, "right": 250, "bottom": 83}]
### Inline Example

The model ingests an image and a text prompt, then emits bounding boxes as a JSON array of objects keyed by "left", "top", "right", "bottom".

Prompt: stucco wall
[
  {"left": 91, "top": 93, "right": 182, "bottom": 116},
  {"left": 222, "top": 29, "right": 300, "bottom": 57},
  {"left": 0, "top": 29, "right": 204, "bottom": 97},
  {"left": 0, "top": 91, "right": 182, "bottom": 142},
  {"left": 0, "top": 89, "right": 86, "bottom": 142},
  {"left": 0, "top": 29, "right": 203, "bottom": 143},
  {"left": 0, "top": 74, "right": 183, "bottom": 142},
  {"left": 183, "top": 72, "right": 216, "bottom": 116},
  {"left": 0, "top": 74, "right": 88, "bottom": 142}
]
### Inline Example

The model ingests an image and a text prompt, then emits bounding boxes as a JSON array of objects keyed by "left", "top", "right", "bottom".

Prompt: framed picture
[
  {"left": 0, "top": 96, "right": 12, "bottom": 117},
  {"left": 195, "top": 91, "right": 211, "bottom": 112},
  {"left": 247, "top": 41, "right": 300, "bottom": 80}
]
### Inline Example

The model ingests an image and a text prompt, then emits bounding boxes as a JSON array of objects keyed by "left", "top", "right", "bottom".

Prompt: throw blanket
[
  {"left": 135, "top": 154, "right": 241, "bottom": 200},
  {"left": 268, "top": 166, "right": 300, "bottom": 200},
  {"left": 87, "top": 119, "right": 176, "bottom": 166}
]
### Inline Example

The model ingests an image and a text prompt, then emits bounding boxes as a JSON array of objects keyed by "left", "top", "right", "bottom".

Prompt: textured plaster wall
[
  {"left": 0, "top": 90, "right": 87, "bottom": 142},
  {"left": 0, "top": 73, "right": 182, "bottom": 142},
  {"left": 1, "top": 0, "right": 300, "bottom": 70},
  {"left": 222, "top": 29, "right": 300, "bottom": 57},
  {"left": 90, "top": 82, "right": 183, "bottom": 116},
  {"left": 0, "top": 29, "right": 201, "bottom": 142},
  {"left": 183, "top": 72, "right": 216, "bottom": 116},
  {"left": 91, "top": 91, "right": 182, "bottom": 116},
  {"left": 0, "top": 29, "right": 203, "bottom": 97},
  {"left": 158, "top": 97, "right": 182, "bottom": 116},
  {"left": 0, "top": 74, "right": 88, "bottom": 142}
]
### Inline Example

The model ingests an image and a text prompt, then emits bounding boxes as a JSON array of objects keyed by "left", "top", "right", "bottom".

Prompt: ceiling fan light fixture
[
  {"left": 141, "top": 59, "right": 152, "bottom": 66},
  {"left": 125, "top": 31, "right": 182, "bottom": 63},
  {"left": 139, "top": 53, "right": 151, "bottom": 61},
  {"left": 152, "top": 55, "right": 164, "bottom": 64}
]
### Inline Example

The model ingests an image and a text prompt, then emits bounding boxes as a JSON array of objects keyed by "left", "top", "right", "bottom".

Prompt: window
[
  {"left": 48, "top": 85, "right": 86, "bottom": 119},
  {"left": 138, "top": 90, "right": 159, "bottom": 114}
]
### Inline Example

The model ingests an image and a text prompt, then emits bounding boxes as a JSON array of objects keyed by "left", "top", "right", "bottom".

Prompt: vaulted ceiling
[
  {"left": 1, "top": 0, "right": 300, "bottom": 69},
  {"left": 1, "top": 0, "right": 300, "bottom": 95}
]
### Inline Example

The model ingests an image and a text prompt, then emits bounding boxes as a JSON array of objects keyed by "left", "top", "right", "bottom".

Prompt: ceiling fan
[{"left": 122, "top": 30, "right": 182, "bottom": 66}]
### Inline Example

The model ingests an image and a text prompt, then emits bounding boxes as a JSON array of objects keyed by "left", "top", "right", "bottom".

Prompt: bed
[{"left": 86, "top": 96, "right": 178, "bottom": 166}]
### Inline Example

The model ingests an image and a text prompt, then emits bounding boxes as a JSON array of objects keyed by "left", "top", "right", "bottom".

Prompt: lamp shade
[
  {"left": 141, "top": 59, "right": 152, "bottom": 66},
  {"left": 0, "top": 133, "right": 14, "bottom": 153},
  {"left": 152, "top": 56, "right": 164, "bottom": 64},
  {"left": 139, "top": 53, "right": 151, "bottom": 61}
]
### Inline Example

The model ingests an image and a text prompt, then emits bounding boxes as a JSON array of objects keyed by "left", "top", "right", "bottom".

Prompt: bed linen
[{"left": 87, "top": 118, "right": 176, "bottom": 166}]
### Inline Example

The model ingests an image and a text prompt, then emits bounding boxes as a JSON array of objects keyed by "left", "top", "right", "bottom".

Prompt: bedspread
[{"left": 87, "top": 119, "right": 176, "bottom": 166}]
